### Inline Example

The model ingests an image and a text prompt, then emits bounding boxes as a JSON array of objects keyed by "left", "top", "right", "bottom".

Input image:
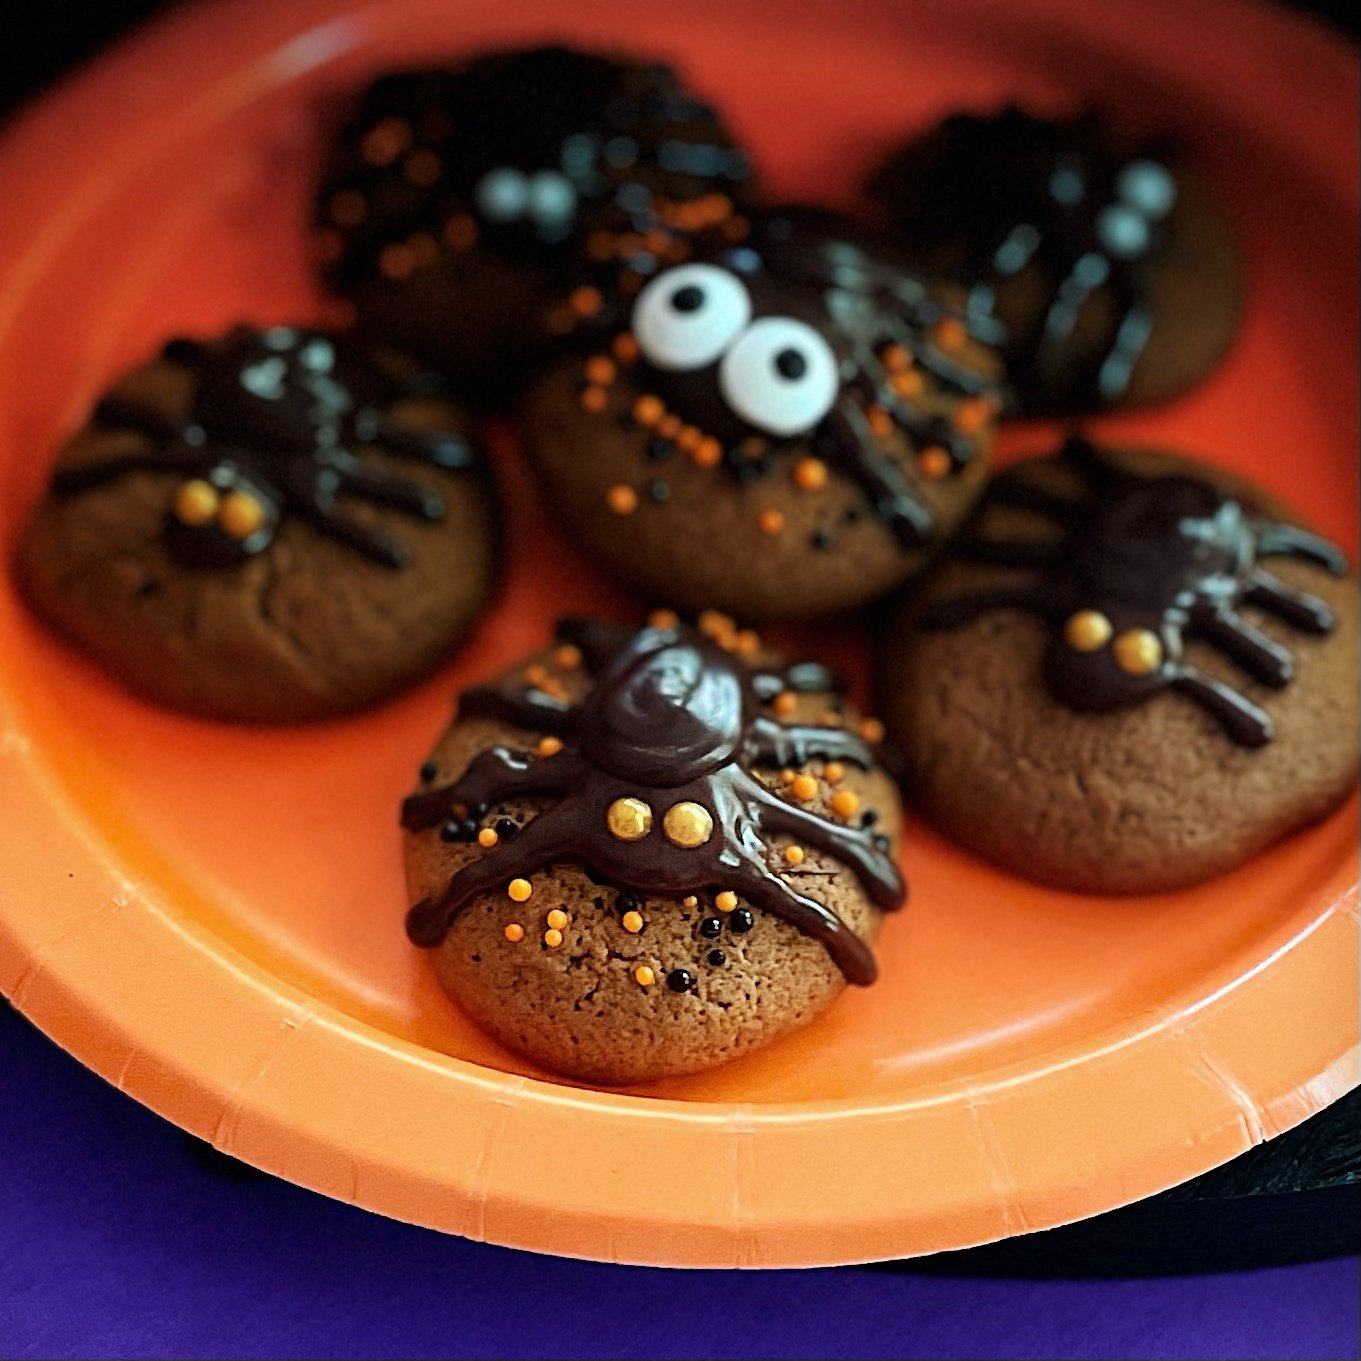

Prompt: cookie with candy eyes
[
  {"left": 863, "top": 106, "right": 1241, "bottom": 415},
  {"left": 520, "top": 207, "right": 1003, "bottom": 622},
  {"left": 401, "top": 614, "right": 905, "bottom": 1084},
  {"left": 878, "top": 440, "right": 1358, "bottom": 893},
  {"left": 312, "top": 46, "right": 758, "bottom": 399},
  {"left": 17, "top": 326, "right": 498, "bottom": 722}
]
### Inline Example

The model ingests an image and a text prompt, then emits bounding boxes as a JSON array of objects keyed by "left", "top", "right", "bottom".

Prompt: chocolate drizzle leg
[
  {"left": 402, "top": 618, "right": 905, "bottom": 983},
  {"left": 50, "top": 327, "right": 475, "bottom": 570},
  {"left": 920, "top": 437, "right": 1348, "bottom": 746}
]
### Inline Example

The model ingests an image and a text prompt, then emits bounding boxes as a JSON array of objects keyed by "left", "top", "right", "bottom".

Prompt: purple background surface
[{"left": 1, "top": 1004, "right": 1356, "bottom": 1361}]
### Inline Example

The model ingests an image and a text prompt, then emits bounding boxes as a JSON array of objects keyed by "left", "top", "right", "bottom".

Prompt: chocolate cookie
[
  {"left": 864, "top": 107, "right": 1241, "bottom": 415},
  {"left": 17, "top": 326, "right": 498, "bottom": 722},
  {"left": 520, "top": 208, "right": 1002, "bottom": 621},
  {"left": 401, "top": 614, "right": 905, "bottom": 1084},
  {"left": 313, "top": 46, "right": 758, "bottom": 398},
  {"left": 880, "top": 439, "right": 1357, "bottom": 893}
]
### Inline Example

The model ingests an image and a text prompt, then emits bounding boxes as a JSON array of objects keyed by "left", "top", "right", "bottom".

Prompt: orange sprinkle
[
  {"left": 634, "top": 964, "right": 656, "bottom": 987},
  {"left": 648, "top": 608, "right": 680, "bottom": 629},
  {"left": 773, "top": 692, "right": 798, "bottom": 717},
  {"left": 918, "top": 447, "right": 953, "bottom": 480},
  {"left": 698, "top": 610, "right": 735, "bottom": 643},
  {"left": 831, "top": 790, "right": 861, "bottom": 819},
  {"left": 715, "top": 890, "right": 738, "bottom": 913},
  {"left": 360, "top": 117, "right": 411, "bottom": 165},
  {"left": 677, "top": 425, "right": 703, "bottom": 452},
  {"left": 758, "top": 508, "right": 786, "bottom": 536},
  {"left": 378, "top": 243, "right": 414, "bottom": 281},
  {"left": 327, "top": 190, "right": 367, "bottom": 226},
  {"left": 580, "top": 385, "right": 609, "bottom": 413},
  {"left": 934, "top": 317, "right": 969, "bottom": 351},
  {"left": 819, "top": 710, "right": 843, "bottom": 727},
  {"left": 524, "top": 663, "right": 549, "bottom": 686},
  {"left": 867, "top": 405, "right": 894, "bottom": 439},
  {"left": 622, "top": 910, "right": 644, "bottom": 934},
  {"left": 554, "top": 644, "right": 582, "bottom": 670},
  {"left": 404, "top": 148, "right": 442, "bottom": 185},
  {"left": 544, "top": 927, "right": 564, "bottom": 948},
  {"left": 779, "top": 769, "right": 796, "bottom": 786},
  {"left": 632, "top": 394, "right": 664, "bottom": 427},
  {"left": 791, "top": 774, "right": 819, "bottom": 801},
  {"left": 739, "top": 436, "right": 768, "bottom": 456},
  {"left": 508, "top": 878, "right": 533, "bottom": 903},
  {"left": 443, "top": 214, "right": 478, "bottom": 251},
  {"left": 477, "top": 828, "right": 499, "bottom": 848},
  {"left": 606, "top": 484, "right": 639, "bottom": 515},
  {"left": 890, "top": 369, "right": 925, "bottom": 398},
  {"left": 682, "top": 895, "right": 699, "bottom": 909},
  {"left": 733, "top": 629, "right": 761, "bottom": 657},
  {"left": 537, "top": 736, "right": 564, "bottom": 757},
  {"left": 793, "top": 457, "right": 828, "bottom": 492},
  {"left": 824, "top": 762, "right": 845, "bottom": 785},
  {"left": 953, "top": 397, "right": 991, "bottom": 434},
  {"left": 690, "top": 436, "right": 722, "bottom": 468},
  {"left": 658, "top": 414, "right": 683, "bottom": 440},
  {"left": 537, "top": 678, "right": 568, "bottom": 701},
  {"left": 881, "top": 343, "right": 912, "bottom": 373},
  {"left": 585, "top": 356, "right": 617, "bottom": 386},
  {"left": 546, "top": 909, "right": 569, "bottom": 931},
  {"left": 570, "top": 285, "right": 603, "bottom": 317},
  {"left": 859, "top": 717, "right": 886, "bottom": 743},
  {"left": 785, "top": 845, "right": 806, "bottom": 865},
  {"left": 612, "top": 332, "right": 640, "bottom": 363},
  {"left": 503, "top": 923, "right": 525, "bottom": 943}
]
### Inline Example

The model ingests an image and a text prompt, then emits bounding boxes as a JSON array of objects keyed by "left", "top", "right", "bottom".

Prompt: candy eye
[
  {"left": 632, "top": 264, "right": 752, "bottom": 372},
  {"left": 718, "top": 317, "right": 838, "bottom": 436}
]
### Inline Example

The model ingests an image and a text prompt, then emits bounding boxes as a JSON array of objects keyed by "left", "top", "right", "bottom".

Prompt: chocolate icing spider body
[
  {"left": 922, "top": 439, "right": 1348, "bottom": 746},
  {"left": 402, "top": 618, "right": 905, "bottom": 983},
  {"left": 51, "top": 327, "right": 473, "bottom": 569},
  {"left": 560, "top": 208, "right": 1000, "bottom": 549}
]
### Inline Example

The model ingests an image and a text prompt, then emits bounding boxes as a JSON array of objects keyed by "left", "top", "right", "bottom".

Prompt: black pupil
[
  {"left": 774, "top": 348, "right": 807, "bottom": 380},
  {"left": 671, "top": 285, "right": 705, "bottom": 313}
]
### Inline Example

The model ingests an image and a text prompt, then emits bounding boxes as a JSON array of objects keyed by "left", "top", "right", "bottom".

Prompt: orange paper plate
[{"left": 0, "top": 0, "right": 1356, "bottom": 1269}]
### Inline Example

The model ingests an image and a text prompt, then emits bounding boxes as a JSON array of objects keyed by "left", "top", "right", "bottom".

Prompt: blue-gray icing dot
[
  {"left": 993, "top": 222, "right": 1042, "bottom": 275},
  {"left": 1073, "top": 251, "right": 1112, "bottom": 288},
  {"left": 263, "top": 327, "right": 299, "bottom": 351},
  {"left": 527, "top": 170, "right": 577, "bottom": 225},
  {"left": 1117, "top": 159, "right": 1177, "bottom": 219},
  {"left": 604, "top": 136, "right": 639, "bottom": 168},
  {"left": 240, "top": 357, "right": 287, "bottom": 400},
  {"left": 1096, "top": 204, "right": 1150, "bottom": 258},
  {"left": 614, "top": 181, "right": 652, "bottom": 214},
  {"left": 474, "top": 167, "right": 529, "bottom": 222},
  {"left": 1048, "top": 162, "right": 1086, "bottom": 206}
]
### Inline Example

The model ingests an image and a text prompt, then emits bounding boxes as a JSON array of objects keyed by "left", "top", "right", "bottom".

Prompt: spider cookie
[
  {"left": 864, "top": 107, "right": 1240, "bottom": 415},
  {"left": 313, "top": 46, "right": 757, "bottom": 396},
  {"left": 401, "top": 614, "right": 905, "bottom": 1084},
  {"left": 520, "top": 207, "right": 1002, "bottom": 621},
  {"left": 18, "top": 325, "right": 497, "bottom": 722},
  {"left": 880, "top": 438, "right": 1357, "bottom": 893}
]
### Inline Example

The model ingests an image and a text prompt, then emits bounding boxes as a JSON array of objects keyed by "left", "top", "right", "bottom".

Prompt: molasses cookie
[
  {"left": 402, "top": 614, "right": 905, "bottom": 1084},
  {"left": 880, "top": 438, "right": 1357, "bottom": 892},
  {"left": 520, "top": 207, "right": 1002, "bottom": 621},
  {"left": 17, "top": 326, "right": 497, "bottom": 722},
  {"left": 313, "top": 46, "right": 758, "bottom": 397},
  {"left": 865, "top": 107, "right": 1240, "bottom": 415}
]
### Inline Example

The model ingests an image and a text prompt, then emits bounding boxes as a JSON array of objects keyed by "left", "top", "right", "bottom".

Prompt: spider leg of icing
[
  {"left": 1170, "top": 666, "right": 1274, "bottom": 748},
  {"left": 1190, "top": 602, "right": 1294, "bottom": 688},
  {"left": 291, "top": 493, "right": 411, "bottom": 568},
  {"left": 748, "top": 716, "right": 876, "bottom": 771},
  {"left": 749, "top": 661, "right": 844, "bottom": 704},
  {"left": 723, "top": 855, "right": 880, "bottom": 985},
  {"left": 50, "top": 449, "right": 205, "bottom": 497},
  {"left": 353, "top": 411, "right": 476, "bottom": 471},
  {"left": 456, "top": 684, "right": 581, "bottom": 733},
  {"left": 328, "top": 449, "right": 445, "bottom": 519},
  {"left": 817, "top": 404, "right": 933, "bottom": 549},
  {"left": 918, "top": 582, "right": 1062, "bottom": 630},
  {"left": 1256, "top": 523, "right": 1350, "bottom": 576},
  {"left": 1245, "top": 569, "right": 1336, "bottom": 634},
  {"left": 744, "top": 775, "right": 905, "bottom": 911},
  {"left": 90, "top": 396, "right": 183, "bottom": 442},
  {"left": 405, "top": 801, "right": 581, "bottom": 946},
  {"left": 400, "top": 746, "right": 586, "bottom": 830}
]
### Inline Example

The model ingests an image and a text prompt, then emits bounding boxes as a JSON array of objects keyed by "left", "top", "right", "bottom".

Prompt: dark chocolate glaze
[
  {"left": 402, "top": 618, "right": 905, "bottom": 984},
  {"left": 920, "top": 438, "right": 1348, "bottom": 745},
  {"left": 50, "top": 326, "right": 474, "bottom": 569},
  {"left": 316, "top": 46, "right": 755, "bottom": 294},
  {"left": 867, "top": 107, "right": 1182, "bottom": 414}
]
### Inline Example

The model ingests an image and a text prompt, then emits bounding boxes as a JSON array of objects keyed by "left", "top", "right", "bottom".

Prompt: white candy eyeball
[
  {"left": 632, "top": 264, "right": 752, "bottom": 372},
  {"left": 718, "top": 317, "right": 838, "bottom": 436},
  {"left": 474, "top": 167, "right": 529, "bottom": 222}
]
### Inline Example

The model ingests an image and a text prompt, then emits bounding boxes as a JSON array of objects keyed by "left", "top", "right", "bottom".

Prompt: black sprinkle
[
  {"left": 699, "top": 916, "right": 723, "bottom": 939},
  {"left": 733, "top": 463, "right": 760, "bottom": 487},
  {"left": 470, "top": 953, "right": 481, "bottom": 964},
  {"left": 134, "top": 578, "right": 162, "bottom": 600},
  {"left": 439, "top": 820, "right": 467, "bottom": 843},
  {"left": 646, "top": 437, "right": 673, "bottom": 461},
  {"left": 419, "top": 759, "right": 439, "bottom": 783},
  {"left": 617, "top": 893, "right": 639, "bottom": 916},
  {"left": 469, "top": 802, "right": 489, "bottom": 819},
  {"left": 494, "top": 817, "right": 519, "bottom": 840},
  {"left": 648, "top": 480, "right": 670, "bottom": 502},
  {"left": 843, "top": 507, "right": 862, "bottom": 525},
  {"left": 860, "top": 809, "right": 879, "bottom": 828},
  {"left": 707, "top": 949, "right": 726, "bottom": 967},
  {"left": 812, "top": 528, "right": 837, "bottom": 550},
  {"left": 728, "top": 908, "right": 755, "bottom": 934},
  {"left": 667, "top": 968, "right": 695, "bottom": 992}
]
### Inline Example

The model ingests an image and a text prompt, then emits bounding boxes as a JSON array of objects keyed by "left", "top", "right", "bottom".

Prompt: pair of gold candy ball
[
  {"left": 1064, "top": 609, "right": 1164, "bottom": 675},
  {"left": 172, "top": 479, "right": 267, "bottom": 540},
  {"left": 606, "top": 796, "right": 713, "bottom": 848}
]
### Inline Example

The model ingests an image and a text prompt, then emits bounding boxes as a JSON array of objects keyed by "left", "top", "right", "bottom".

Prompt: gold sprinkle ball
[
  {"left": 648, "top": 608, "right": 679, "bottom": 629},
  {"left": 715, "top": 890, "right": 738, "bottom": 913},
  {"left": 537, "top": 736, "right": 564, "bottom": 757},
  {"left": 831, "top": 790, "right": 861, "bottom": 819},
  {"left": 554, "top": 644, "right": 582, "bottom": 670},
  {"left": 691, "top": 436, "right": 722, "bottom": 469},
  {"left": 173, "top": 479, "right": 218, "bottom": 526},
  {"left": 622, "top": 910, "right": 644, "bottom": 933},
  {"left": 524, "top": 663, "right": 549, "bottom": 686},
  {"left": 477, "top": 828, "right": 499, "bottom": 848},
  {"left": 508, "top": 878, "right": 533, "bottom": 903},
  {"left": 785, "top": 845, "right": 806, "bottom": 865},
  {"left": 733, "top": 629, "right": 761, "bottom": 657},
  {"left": 612, "top": 333, "right": 640, "bottom": 363},
  {"left": 544, "top": 927, "right": 564, "bottom": 948},
  {"left": 1064, "top": 609, "right": 1114, "bottom": 653},
  {"left": 580, "top": 385, "right": 609, "bottom": 413},
  {"left": 218, "top": 490, "right": 266, "bottom": 540},
  {"left": 585, "top": 356, "right": 616, "bottom": 386},
  {"left": 606, "top": 796, "right": 653, "bottom": 841},
  {"left": 634, "top": 964, "right": 656, "bottom": 987},
  {"left": 503, "top": 923, "right": 525, "bottom": 943},
  {"left": 758, "top": 508, "right": 786, "bottom": 536},
  {"left": 546, "top": 908, "right": 569, "bottom": 931},
  {"left": 682, "top": 895, "right": 698, "bottom": 909},
  {"left": 918, "top": 447, "right": 953, "bottom": 480},
  {"left": 772, "top": 692, "right": 798, "bottom": 717},
  {"left": 793, "top": 457, "right": 828, "bottom": 492},
  {"left": 791, "top": 774, "right": 819, "bottom": 801},
  {"left": 824, "top": 762, "right": 845, "bottom": 784},
  {"left": 1113, "top": 628, "right": 1164, "bottom": 676},
  {"left": 779, "top": 768, "right": 796, "bottom": 786},
  {"left": 663, "top": 801, "right": 714, "bottom": 848},
  {"left": 606, "top": 484, "right": 639, "bottom": 515},
  {"left": 859, "top": 717, "right": 886, "bottom": 743}
]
